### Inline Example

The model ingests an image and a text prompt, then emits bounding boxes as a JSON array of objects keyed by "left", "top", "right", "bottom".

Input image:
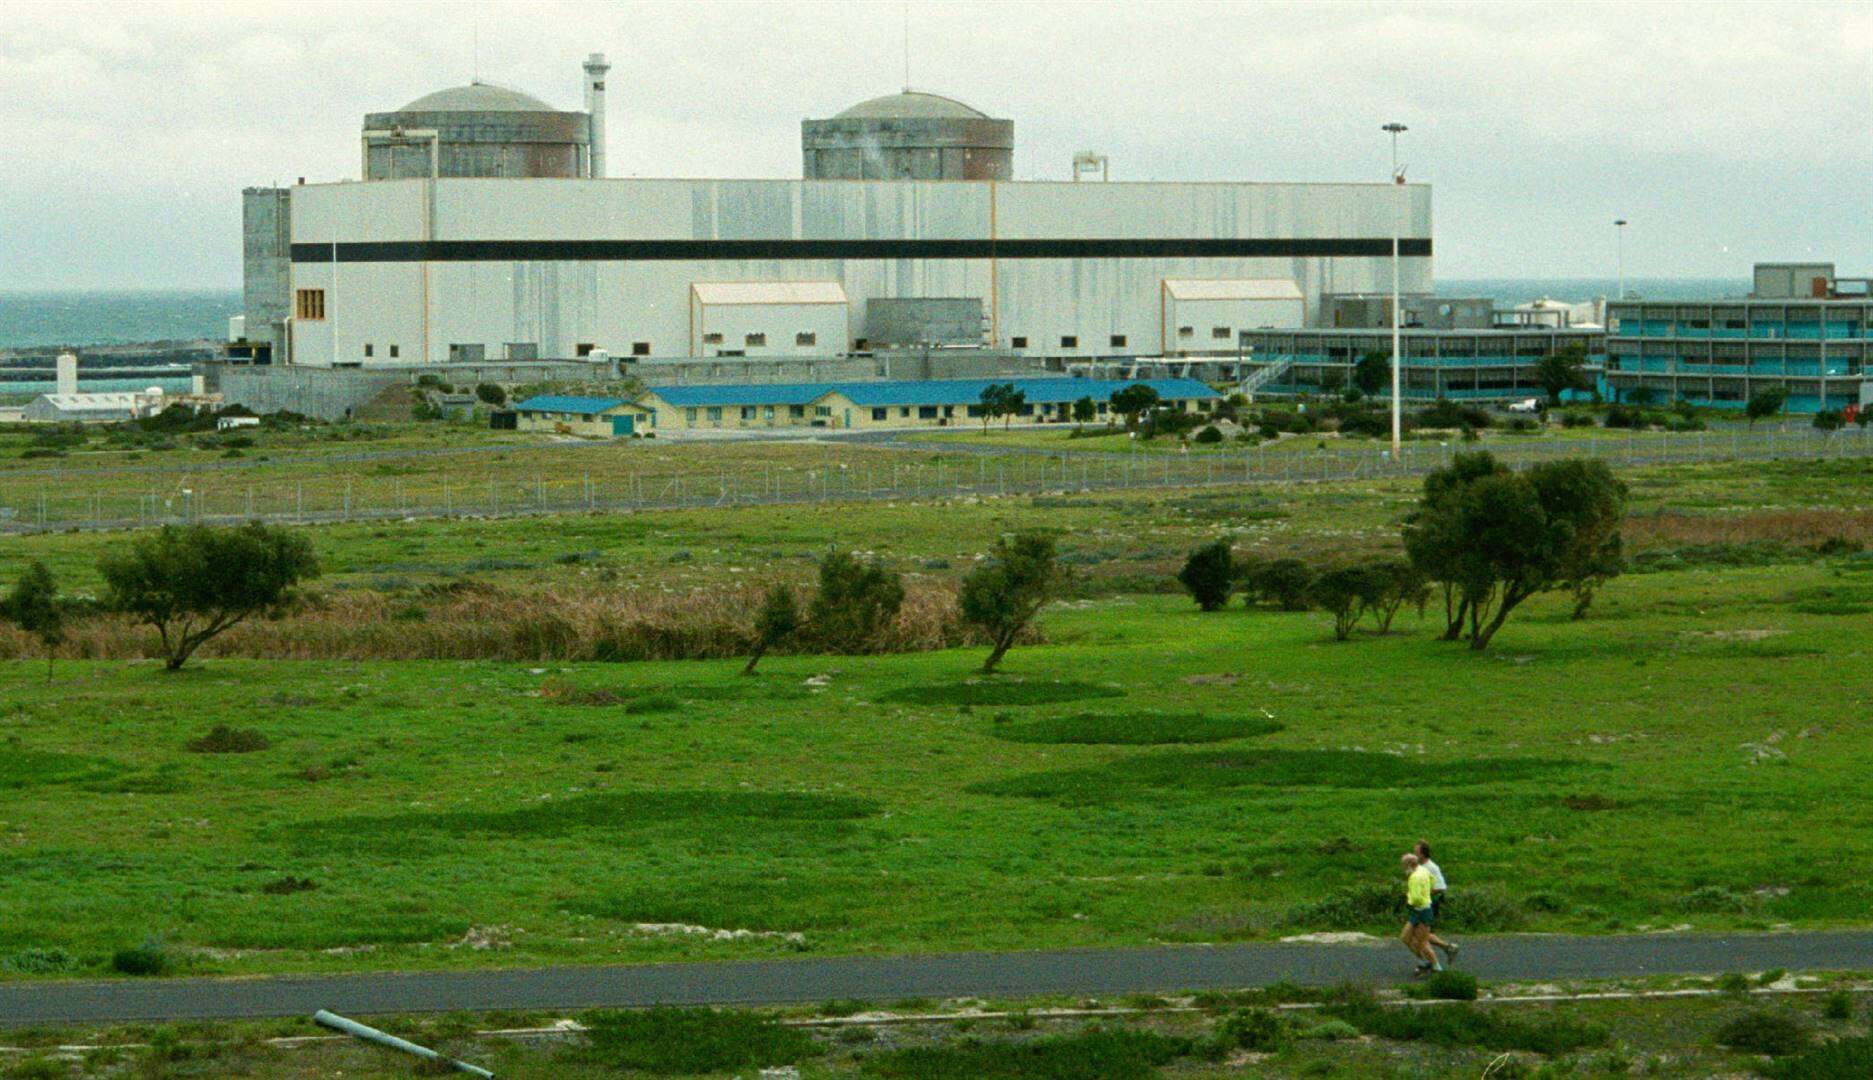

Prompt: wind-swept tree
[
  {"left": 959, "top": 531, "right": 1063, "bottom": 673},
  {"left": 1109, "top": 384, "right": 1161, "bottom": 431},
  {"left": 978, "top": 383, "right": 1021, "bottom": 432},
  {"left": 743, "top": 584, "right": 800, "bottom": 675},
  {"left": 1353, "top": 352, "right": 1391, "bottom": 396},
  {"left": 1177, "top": 539, "right": 1237, "bottom": 612},
  {"left": 804, "top": 550, "right": 904, "bottom": 655},
  {"left": 1403, "top": 451, "right": 1511, "bottom": 640},
  {"left": 1534, "top": 345, "right": 1590, "bottom": 406},
  {"left": 1746, "top": 387, "right": 1789, "bottom": 427},
  {"left": 1072, "top": 396, "right": 1097, "bottom": 430},
  {"left": 1525, "top": 459, "right": 1627, "bottom": 620},
  {"left": 99, "top": 523, "right": 318, "bottom": 671},
  {"left": 3, "top": 561, "right": 65, "bottom": 680}
]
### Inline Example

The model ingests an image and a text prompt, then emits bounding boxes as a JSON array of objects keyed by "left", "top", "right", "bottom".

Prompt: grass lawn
[{"left": 2, "top": 556, "right": 1870, "bottom": 981}]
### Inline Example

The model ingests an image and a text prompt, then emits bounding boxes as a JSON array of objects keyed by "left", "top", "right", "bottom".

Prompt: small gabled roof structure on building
[{"left": 512, "top": 394, "right": 630, "bottom": 415}]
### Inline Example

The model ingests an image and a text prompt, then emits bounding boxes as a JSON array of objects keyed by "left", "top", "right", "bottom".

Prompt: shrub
[
  {"left": 572, "top": 1007, "right": 818, "bottom": 1073},
  {"left": 1330, "top": 999, "right": 1606, "bottom": 1055},
  {"left": 1560, "top": 411, "right": 1595, "bottom": 428},
  {"left": 1713, "top": 1009, "right": 1807, "bottom": 1055},
  {"left": 185, "top": 725, "right": 271, "bottom": 754},
  {"left": 1, "top": 560, "right": 64, "bottom": 680},
  {"left": 1421, "top": 970, "right": 1479, "bottom": 1001},
  {"left": 742, "top": 584, "right": 800, "bottom": 675},
  {"left": 474, "top": 383, "right": 507, "bottom": 406},
  {"left": 1282, "top": 882, "right": 1400, "bottom": 928},
  {"left": 1747, "top": 386, "right": 1790, "bottom": 426},
  {"left": 1414, "top": 398, "right": 1494, "bottom": 430},
  {"left": 1821, "top": 989, "right": 1853, "bottom": 1020},
  {"left": 865, "top": 1027, "right": 1198, "bottom": 1079},
  {"left": 1764, "top": 1036, "right": 1873, "bottom": 1079},
  {"left": 1812, "top": 409, "right": 1845, "bottom": 432},
  {"left": 1298, "top": 1019, "right": 1360, "bottom": 1041},
  {"left": 1177, "top": 540, "right": 1236, "bottom": 612},
  {"left": 1193, "top": 425, "right": 1224, "bottom": 444},
  {"left": 261, "top": 875, "right": 318, "bottom": 895},
  {"left": 111, "top": 941, "right": 173, "bottom": 976},
  {"left": 1243, "top": 558, "right": 1315, "bottom": 611},
  {"left": 1336, "top": 409, "right": 1392, "bottom": 439},
  {"left": 3, "top": 947, "right": 76, "bottom": 974},
  {"left": 803, "top": 550, "right": 904, "bottom": 655},
  {"left": 1218, "top": 1007, "right": 1291, "bottom": 1051},
  {"left": 99, "top": 523, "right": 319, "bottom": 670},
  {"left": 1603, "top": 403, "right": 1644, "bottom": 429},
  {"left": 1310, "top": 565, "right": 1375, "bottom": 640},
  {"left": 959, "top": 531, "right": 1063, "bottom": 673}
]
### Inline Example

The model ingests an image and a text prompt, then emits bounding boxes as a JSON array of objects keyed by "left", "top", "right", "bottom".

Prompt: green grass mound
[
  {"left": 992, "top": 712, "right": 1281, "bottom": 745},
  {"left": 1713, "top": 1009, "right": 1808, "bottom": 1055},
  {"left": 573, "top": 1008, "right": 819, "bottom": 1074},
  {"left": 292, "top": 790, "right": 876, "bottom": 851},
  {"left": 879, "top": 681, "right": 1124, "bottom": 708},
  {"left": 862, "top": 1027, "right": 1204, "bottom": 1079},
  {"left": 969, "top": 749, "right": 1585, "bottom": 804},
  {"left": 0, "top": 750, "right": 120, "bottom": 789}
]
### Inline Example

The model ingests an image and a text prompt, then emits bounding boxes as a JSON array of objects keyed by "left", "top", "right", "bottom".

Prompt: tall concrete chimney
[
  {"left": 583, "top": 52, "right": 610, "bottom": 178},
  {"left": 56, "top": 352, "right": 78, "bottom": 396}
]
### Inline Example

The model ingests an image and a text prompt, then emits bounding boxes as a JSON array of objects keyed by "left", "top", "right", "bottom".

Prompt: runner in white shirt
[{"left": 1415, "top": 840, "right": 1459, "bottom": 961}]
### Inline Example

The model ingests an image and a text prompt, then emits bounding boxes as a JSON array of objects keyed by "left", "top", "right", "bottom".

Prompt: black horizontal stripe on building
[{"left": 289, "top": 237, "right": 1432, "bottom": 263}]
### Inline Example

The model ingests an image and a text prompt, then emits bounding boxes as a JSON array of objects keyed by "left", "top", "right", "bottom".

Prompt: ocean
[{"left": 0, "top": 279, "right": 1747, "bottom": 353}]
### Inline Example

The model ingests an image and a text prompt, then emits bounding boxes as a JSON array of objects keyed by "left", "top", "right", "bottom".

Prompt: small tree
[
  {"left": 1364, "top": 560, "right": 1428, "bottom": 634},
  {"left": 1109, "top": 384, "right": 1161, "bottom": 431},
  {"left": 1403, "top": 451, "right": 1511, "bottom": 640},
  {"left": 978, "top": 383, "right": 1018, "bottom": 433},
  {"left": 1309, "top": 566, "right": 1375, "bottom": 641},
  {"left": 1353, "top": 352, "right": 1391, "bottom": 396},
  {"left": 742, "top": 584, "right": 800, "bottom": 675},
  {"left": 804, "top": 550, "right": 904, "bottom": 654},
  {"left": 1177, "top": 540, "right": 1236, "bottom": 611},
  {"left": 1244, "top": 558, "right": 1315, "bottom": 612},
  {"left": 1071, "top": 396, "right": 1096, "bottom": 430},
  {"left": 1319, "top": 368, "right": 1347, "bottom": 394},
  {"left": 1534, "top": 346, "right": 1589, "bottom": 406},
  {"left": 3, "top": 561, "right": 65, "bottom": 680},
  {"left": 98, "top": 523, "right": 319, "bottom": 671},
  {"left": 1527, "top": 459, "right": 1628, "bottom": 620},
  {"left": 1746, "top": 386, "right": 1788, "bottom": 426},
  {"left": 1812, "top": 409, "right": 1845, "bottom": 432},
  {"left": 959, "top": 531, "right": 1062, "bottom": 673},
  {"left": 475, "top": 383, "right": 507, "bottom": 406}
]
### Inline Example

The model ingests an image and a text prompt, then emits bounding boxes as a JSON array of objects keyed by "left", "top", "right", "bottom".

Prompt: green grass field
[{"left": 2, "top": 556, "right": 1870, "bottom": 980}]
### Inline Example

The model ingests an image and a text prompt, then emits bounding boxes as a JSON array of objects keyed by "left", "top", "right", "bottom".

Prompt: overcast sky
[{"left": 2, "top": 0, "right": 1869, "bottom": 291}]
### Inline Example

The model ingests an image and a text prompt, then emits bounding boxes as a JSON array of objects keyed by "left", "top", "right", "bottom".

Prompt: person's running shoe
[{"left": 1440, "top": 940, "right": 1461, "bottom": 961}]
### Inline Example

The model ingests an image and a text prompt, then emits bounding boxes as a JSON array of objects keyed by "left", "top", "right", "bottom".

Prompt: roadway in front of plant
[{"left": 5, "top": 931, "right": 1870, "bottom": 1027}]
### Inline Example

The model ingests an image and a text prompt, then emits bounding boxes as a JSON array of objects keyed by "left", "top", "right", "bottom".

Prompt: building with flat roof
[
  {"left": 1234, "top": 326, "right": 1605, "bottom": 402},
  {"left": 237, "top": 57, "right": 1432, "bottom": 374},
  {"left": 636, "top": 376, "right": 1218, "bottom": 432},
  {"left": 1605, "top": 262, "right": 1873, "bottom": 411}
]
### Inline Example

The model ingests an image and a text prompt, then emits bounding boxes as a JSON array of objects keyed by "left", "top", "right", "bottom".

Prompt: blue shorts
[{"left": 1407, "top": 906, "right": 1435, "bottom": 927}]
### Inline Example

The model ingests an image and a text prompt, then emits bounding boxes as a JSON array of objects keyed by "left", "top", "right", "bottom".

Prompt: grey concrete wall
[
  {"left": 864, "top": 298, "right": 984, "bottom": 347},
  {"left": 242, "top": 188, "right": 292, "bottom": 358},
  {"left": 217, "top": 360, "right": 613, "bottom": 420}
]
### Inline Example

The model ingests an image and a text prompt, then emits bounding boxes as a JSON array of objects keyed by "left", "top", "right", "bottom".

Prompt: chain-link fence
[{"left": 3, "top": 426, "right": 1869, "bottom": 534}]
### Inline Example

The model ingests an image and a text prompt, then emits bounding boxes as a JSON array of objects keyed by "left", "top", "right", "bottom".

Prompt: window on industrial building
[
  {"left": 1212, "top": 326, "right": 1231, "bottom": 340},
  {"left": 1110, "top": 335, "right": 1127, "bottom": 348},
  {"left": 796, "top": 332, "right": 816, "bottom": 347},
  {"left": 1011, "top": 336, "right": 1028, "bottom": 349},
  {"left": 703, "top": 332, "right": 724, "bottom": 345},
  {"left": 1178, "top": 326, "right": 1194, "bottom": 338},
  {"left": 448, "top": 343, "right": 485, "bottom": 362},
  {"left": 576, "top": 343, "right": 597, "bottom": 357},
  {"left": 872, "top": 408, "right": 888, "bottom": 421},
  {"left": 632, "top": 342, "right": 650, "bottom": 357},
  {"left": 295, "top": 289, "right": 326, "bottom": 321},
  {"left": 919, "top": 406, "right": 939, "bottom": 419},
  {"left": 389, "top": 345, "right": 400, "bottom": 358},
  {"left": 364, "top": 344, "right": 374, "bottom": 358},
  {"left": 1060, "top": 336, "right": 1078, "bottom": 348},
  {"left": 746, "top": 333, "right": 767, "bottom": 347}
]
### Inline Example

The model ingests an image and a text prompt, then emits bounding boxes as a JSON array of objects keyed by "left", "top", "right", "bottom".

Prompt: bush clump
[
  {"left": 1419, "top": 970, "right": 1479, "bottom": 1001},
  {"left": 864, "top": 1027, "right": 1201, "bottom": 1079},
  {"left": 1241, "top": 558, "right": 1315, "bottom": 611},
  {"left": 1763, "top": 1035, "right": 1873, "bottom": 1079},
  {"left": 185, "top": 725, "right": 271, "bottom": 754},
  {"left": 1217, "top": 1007, "right": 1292, "bottom": 1051},
  {"left": 111, "top": 941, "right": 173, "bottom": 976},
  {"left": 1713, "top": 1009, "right": 1807, "bottom": 1055},
  {"left": 573, "top": 1008, "right": 818, "bottom": 1074},
  {"left": 1177, "top": 540, "right": 1236, "bottom": 612},
  {"left": 1330, "top": 995, "right": 1607, "bottom": 1055}
]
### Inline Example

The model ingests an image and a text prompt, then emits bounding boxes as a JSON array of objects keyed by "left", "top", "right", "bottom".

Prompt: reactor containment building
[{"left": 237, "top": 57, "right": 1432, "bottom": 371}]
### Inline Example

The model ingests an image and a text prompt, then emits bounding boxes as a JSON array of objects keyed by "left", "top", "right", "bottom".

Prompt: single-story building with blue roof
[
  {"left": 511, "top": 394, "right": 650, "bottom": 437},
  {"left": 636, "top": 377, "right": 1219, "bottom": 431}
]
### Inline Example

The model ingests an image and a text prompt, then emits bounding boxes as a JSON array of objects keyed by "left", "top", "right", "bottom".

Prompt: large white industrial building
[{"left": 238, "top": 58, "right": 1432, "bottom": 372}]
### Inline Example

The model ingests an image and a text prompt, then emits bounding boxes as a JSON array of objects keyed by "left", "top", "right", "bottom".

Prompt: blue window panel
[
  {"left": 1785, "top": 323, "right": 1822, "bottom": 340},
  {"left": 1749, "top": 323, "right": 1782, "bottom": 339}
]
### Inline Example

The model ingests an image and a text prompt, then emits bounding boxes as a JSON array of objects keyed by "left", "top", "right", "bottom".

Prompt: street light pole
[
  {"left": 1383, "top": 122, "right": 1408, "bottom": 455},
  {"left": 1614, "top": 218, "right": 1629, "bottom": 303}
]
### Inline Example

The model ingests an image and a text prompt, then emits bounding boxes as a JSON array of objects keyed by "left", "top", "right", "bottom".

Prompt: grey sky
[{"left": 2, "top": 0, "right": 1869, "bottom": 290}]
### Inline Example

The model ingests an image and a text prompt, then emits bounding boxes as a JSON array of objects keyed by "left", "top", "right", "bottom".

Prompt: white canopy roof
[
  {"left": 691, "top": 281, "right": 849, "bottom": 306},
  {"left": 1163, "top": 278, "right": 1304, "bottom": 302}
]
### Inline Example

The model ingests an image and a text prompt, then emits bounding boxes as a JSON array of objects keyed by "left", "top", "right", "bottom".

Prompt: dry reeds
[
  {"left": 0, "top": 579, "right": 991, "bottom": 664},
  {"left": 1623, "top": 508, "right": 1873, "bottom": 552}
]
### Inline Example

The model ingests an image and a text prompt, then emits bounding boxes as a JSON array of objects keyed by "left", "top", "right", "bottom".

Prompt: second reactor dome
[{"left": 803, "top": 90, "right": 1013, "bottom": 181}]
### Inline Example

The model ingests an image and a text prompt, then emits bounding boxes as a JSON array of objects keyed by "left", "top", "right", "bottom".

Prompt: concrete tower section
[
  {"left": 803, "top": 91, "right": 1014, "bottom": 180},
  {"left": 583, "top": 53, "right": 610, "bottom": 179}
]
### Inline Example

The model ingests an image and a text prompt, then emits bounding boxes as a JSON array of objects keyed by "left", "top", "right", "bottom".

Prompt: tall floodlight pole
[
  {"left": 1614, "top": 218, "right": 1628, "bottom": 300},
  {"left": 1383, "top": 123, "right": 1408, "bottom": 454}
]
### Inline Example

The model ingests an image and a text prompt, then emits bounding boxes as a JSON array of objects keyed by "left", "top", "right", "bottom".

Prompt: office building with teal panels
[
  {"left": 1605, "top": 263, "right": 1873, "bottom": 412},
  {"left": 1235, "top": 327, "right": 1605, "bottom": 402}
]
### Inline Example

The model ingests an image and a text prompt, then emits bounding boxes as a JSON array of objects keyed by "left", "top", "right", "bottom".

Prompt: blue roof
[
  {"left": 513, "top": 394, "right": 627, "bottom": 414},
  {"left": 647, "top": 378, "right": 1219, "bottom": 409}
]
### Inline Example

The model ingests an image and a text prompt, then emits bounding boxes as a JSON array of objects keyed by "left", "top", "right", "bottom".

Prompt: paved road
[{"left": 4, "top": 932, "right": 1871, "bottom": 1027}]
